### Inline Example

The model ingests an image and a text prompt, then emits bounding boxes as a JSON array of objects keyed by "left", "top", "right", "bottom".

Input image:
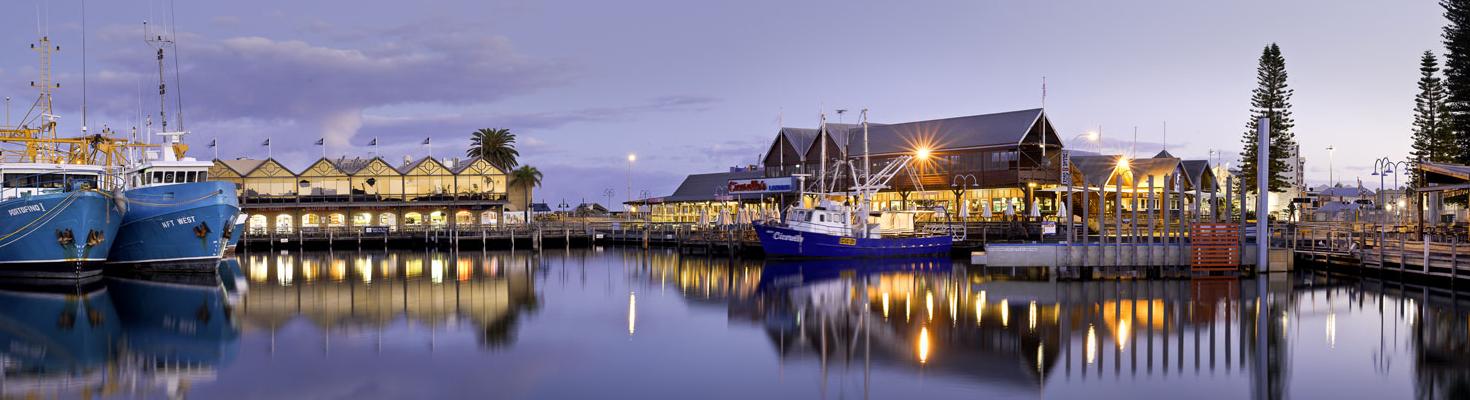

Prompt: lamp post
[
  {"left": 626, "top": 153, "right": 636, "bottom": 219},
  {"left": 1326, "top": 146, "right": 1336, "bottom": 186},
  {"left": 1372, "top": 157, "right": 1414, "bottom": 227},
  {"left": 951, "top": 174, "right": 978, "bottom": 221}
]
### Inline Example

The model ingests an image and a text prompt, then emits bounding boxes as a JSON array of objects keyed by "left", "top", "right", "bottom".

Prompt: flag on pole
[
  {"left": 368, "top": 138, "right": 377, "bottom": 146},
  {"left": 208, "top": 138, "right": 217, "bottom": 148},
  {"left": 314, "top": 138, "right": 325, "bottom": 146},
  {"left": 261, "top": 139, "right": 270, "bottom": 146},
  {"left": 422, "top": 137, "right": 431, "bottom": 145}
]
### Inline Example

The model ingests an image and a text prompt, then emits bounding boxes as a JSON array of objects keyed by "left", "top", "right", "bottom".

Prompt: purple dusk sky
[{"left": 0, "top": 0, "right": 1445, "bottom": 204}]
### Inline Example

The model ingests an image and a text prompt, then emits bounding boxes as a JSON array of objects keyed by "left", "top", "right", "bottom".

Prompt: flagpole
[{"left": 212, "top": 137, "right": 218, "bottom": 160}]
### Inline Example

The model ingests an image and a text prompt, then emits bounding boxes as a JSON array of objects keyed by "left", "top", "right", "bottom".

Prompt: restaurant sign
[{"left": 727, "top": 177, "right": 796, "bottom": 195}]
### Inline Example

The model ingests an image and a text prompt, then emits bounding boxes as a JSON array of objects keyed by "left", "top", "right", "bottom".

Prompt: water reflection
[
  {"left": 239, "top": 250, "right": 538, "bottom": 350},
  {"left": 6, "top": 249, "right": 1469, "bottom": 399},
  {"left": 618, "top": 250, "right": 1470, "bottom": 399},
  {"left": 0, "top": 269, "right": 241, "bottom": 399}
]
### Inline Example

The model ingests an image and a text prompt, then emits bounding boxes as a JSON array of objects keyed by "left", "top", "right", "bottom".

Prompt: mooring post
[
  {"left": 1132, "top": 178, "right": 1140, "bottom": 267},
  {"left": 1115, "top": 176, "right": 1124, "bottom": 269},
  {"left": 1163, "top": 174, "right": 1171, "bottom": 264},
  {"left": 1148, "top": 175, "right": 1156, "bottom": 267},
  {"left": 1082, "top": 183, "right": 1091, "bottom": 269}
]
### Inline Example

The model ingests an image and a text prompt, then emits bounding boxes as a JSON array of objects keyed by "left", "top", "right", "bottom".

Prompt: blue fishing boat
[
  {"left": 108, "top": 135, "right": 240, "bottom": 270},
  {"left": 0, "top": 279, "right": 120, "bottom": 396},
  {"left": 107, "top": 274, "right": 240, "bottom": 367},
  {"left": 754, "top": 207, "right": 951, "bottom": 258},
  {"left": 753, "top": 110, "right": 953, "bottom": 259},
  {"left": 0, "top": 36, "right": 124, "bottom": 278},
  {"left": 224, "top": 213, "right": 246, "bottom": 255},
  {"left": 0, "top": 165, "right": 124, "bottom": 278}
]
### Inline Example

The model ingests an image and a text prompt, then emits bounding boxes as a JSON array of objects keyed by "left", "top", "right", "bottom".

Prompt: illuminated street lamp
[{"left": 626, "top": 153, "right": 637, "bottom": 218}]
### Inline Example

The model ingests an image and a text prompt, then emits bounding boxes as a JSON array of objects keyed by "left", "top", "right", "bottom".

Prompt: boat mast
[{"left": 818, "top": 112, "right": 827, "bottom": 196}]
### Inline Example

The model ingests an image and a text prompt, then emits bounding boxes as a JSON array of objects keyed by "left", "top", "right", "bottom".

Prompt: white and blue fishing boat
[
  {"left": 0, "top": 164, "right": 123, "bottom": 277},
  {"left": 754, "top": 110, "right": 952, "bottom": 258},
  {"left": 108, "top": 134, "right": 239, "bottom": 270},
  {"left": 0, "top": 36, "right": 124, "bottom": 278},
  {"left": 0, "top": 279, "right": 120, "bottom": 397}
]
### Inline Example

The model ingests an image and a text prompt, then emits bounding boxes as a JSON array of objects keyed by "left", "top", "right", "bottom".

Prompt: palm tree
[
  {"left": 509, "top": 165, "right": 543, "bottom": 224},
  {"left": 467, "top": 128, "right": 519, "bottom": 172}
]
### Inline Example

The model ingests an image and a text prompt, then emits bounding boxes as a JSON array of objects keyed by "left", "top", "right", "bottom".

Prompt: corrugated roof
[
  {"left": 636, "top": 170, "right": 766, "bottom": 203},
  {"left": 848, "top": 108, "right": 1044, "bottom": 155},
  {"left": 1420, "top": 161, "right": 1470, "bottom": 181},
  {"left": 219, "top": 158, "right": 266, "bottom": 175}
]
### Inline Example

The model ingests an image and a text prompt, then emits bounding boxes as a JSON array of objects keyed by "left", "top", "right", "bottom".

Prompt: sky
[{"left": 0, "top": 0, "right": 1446, "bottom": 206}]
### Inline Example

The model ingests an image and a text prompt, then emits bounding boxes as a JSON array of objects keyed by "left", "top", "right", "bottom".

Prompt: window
[
  {"left": 164, "top": 172, "right": 175, "bottom": 183},
  {"left": 152, "top": 172, "right": 163, "bottom": 184},
  {"left": 199, "top": 171, "right": 208, "bottom": 181},
  {"left": 185, "top": 171, "right": 197, "bottom": 183}
]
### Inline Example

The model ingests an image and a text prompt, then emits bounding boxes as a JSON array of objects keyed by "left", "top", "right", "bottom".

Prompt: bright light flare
[{"left": 915, "top": 146, "right": 932, "bottom": 160}]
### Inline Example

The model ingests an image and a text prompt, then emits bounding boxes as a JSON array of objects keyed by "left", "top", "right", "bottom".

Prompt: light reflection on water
[{"left": 0, "top": 248, "right": 1467, "bottom": 399}]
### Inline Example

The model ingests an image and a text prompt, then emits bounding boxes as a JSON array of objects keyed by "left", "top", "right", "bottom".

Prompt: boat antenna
[
  {"left": 80, "top": 0, "right": 87, "bottom": 134},
  {"left": 144, "top": 20, "right": 171, "bottom": 136},
  {"left": 168, "top": 0, "right": 185, "bottom": 131}
]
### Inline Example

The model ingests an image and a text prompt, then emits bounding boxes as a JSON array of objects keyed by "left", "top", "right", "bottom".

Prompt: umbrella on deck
[
  {"left": 982, "top": 202, "right": 993, "bottom": 220},
  {"left": 1056, "top": 202, "right": 1069, "bottom": 222},
  {"left": 699, "top": 210, "right": 709, "bottom": 226},
  {"left": 959, "top": 202, "right": 970, "bottom": 220},
  {"left": 1004, "top": 202, "right": 1015, "bottom": 220},
  {"left": 1030, "top": 199, "right": 1041, "bottom": 218}
]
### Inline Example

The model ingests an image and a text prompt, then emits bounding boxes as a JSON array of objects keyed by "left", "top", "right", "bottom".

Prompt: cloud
[{"left": 79, "top": 22, "right": 568, "bottom": 161}]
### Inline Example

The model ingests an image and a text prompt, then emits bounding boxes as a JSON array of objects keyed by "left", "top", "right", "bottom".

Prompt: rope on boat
[
  {"left": 0, "top": 190, "right": 84, "bottom": 246},
  {"left": 107, "top": 189, "right": 225, "bottom": 208}
]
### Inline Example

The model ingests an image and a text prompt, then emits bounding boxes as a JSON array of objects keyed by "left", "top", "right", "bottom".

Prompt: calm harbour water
[{"left": 3, "top": 248, "right": 1468, "bottom": 399}]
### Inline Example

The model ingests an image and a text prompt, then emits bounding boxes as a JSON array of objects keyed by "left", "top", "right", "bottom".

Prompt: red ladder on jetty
[{"left": 1190, "top": 223, "right": 1240, "bottom": 273}]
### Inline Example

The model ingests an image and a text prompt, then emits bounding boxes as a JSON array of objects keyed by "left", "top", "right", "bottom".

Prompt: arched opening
[
  {"left": 274, "top": 214, "right": 295, "bottom": 234},
  {"left": 300, "top": 213, "right": 322, "bottom": 228},
  {"left": 428, "top": 211, "right": 447, "bottom": 226},
  {"left": 454, "top": 211, "right": 474, "bottom": 226},
  {"left": 403, "top": 212, "right": 423, "bottom": 226},
  {"left": 353, "top": 212, "right": 373, "bottom": 227},
  {"left": 378, "top": 212, "right": 398, "bottom": 231},
  {"left": 327, "top": 213, "right": 347, "bottom": 227},
  {"left": 248, "top": 214, "right": 268, "bottom": 234},
  {"left": 479, "top": 211, "right": 498, "bottom": 226}
]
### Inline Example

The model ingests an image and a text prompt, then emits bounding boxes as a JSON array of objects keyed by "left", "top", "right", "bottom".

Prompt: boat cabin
[
  {"left": 0, "top": 163, "right": 107, "bottom": 200},
  {"left": 126, "top": 146, "right": 213, "bottom": 189}
]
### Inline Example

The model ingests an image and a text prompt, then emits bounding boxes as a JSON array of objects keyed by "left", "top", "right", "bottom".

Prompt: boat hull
[
  {"left": 0, "top": 191, "right": 122, "bottom": 278},
  {"left": 753, "top": 223, "right": 952, "bottom": 258},
  {"left": 108, "top": 182, "right": 239, "bottom": 270}
]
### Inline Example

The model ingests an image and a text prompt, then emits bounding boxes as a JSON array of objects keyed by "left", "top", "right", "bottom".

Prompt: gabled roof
[
  {"left": 452, "top": 157, "right": 505, "bottom": 175},
  {"left": 851, "top": 108, "right": 1047, "bottom": 155},
  {"left": 218, "top": 158, "right": 266, "bottom": 176},
  {"left": 780, "top": 128, "right": 820, "bottom": 158},
  {"left": 1180, "top": 160, "right": 1213, "bottom": 189},
  {"left": 1072, "top": 154, "right": 1185, "bottom": 188},
  {"left": 300, "top": 158, "right": 348, "bottom": 177},
  {"left": 245, "top": 159, "right": 293, "bottom": 177},
  {"left": 396, "top": 156, "right": 450, "bottom": 175},
  {"left": 352, "top": 158, "right": 401, "bottom": 176},
  {"left": 1154, "top": 149, "right": 1175, "bottom": 159},
  {"left": 1071, "top": 155, "right": 1125, "bottom": 187}
]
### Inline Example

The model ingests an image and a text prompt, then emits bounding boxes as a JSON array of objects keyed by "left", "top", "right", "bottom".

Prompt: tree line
[{"left": 1241, "top": 1, "right": 1470, "bottom": 196}]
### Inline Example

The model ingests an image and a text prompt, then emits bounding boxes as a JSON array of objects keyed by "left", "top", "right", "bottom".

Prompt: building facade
[{"left": 210, "top": 156, "right": 528, "bottom": 235}]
